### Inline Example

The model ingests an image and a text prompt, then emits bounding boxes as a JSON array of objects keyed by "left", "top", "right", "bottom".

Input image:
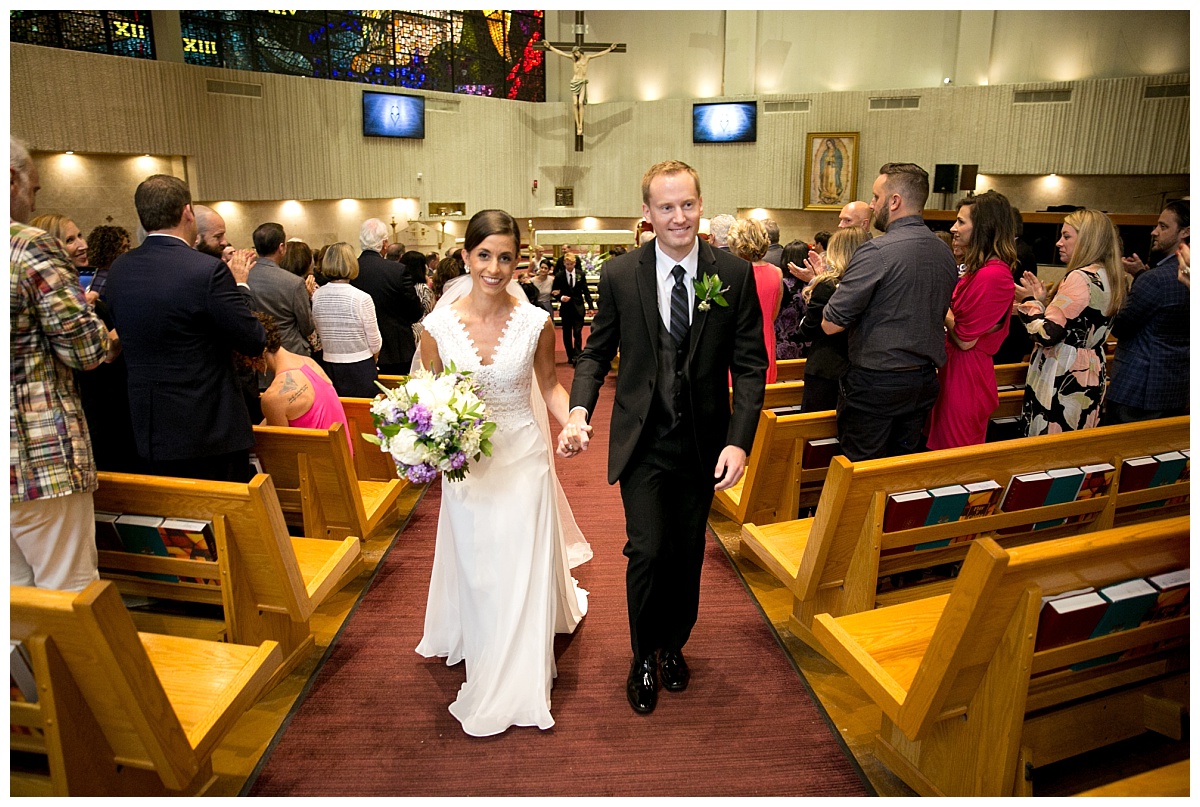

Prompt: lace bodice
[{"left": 422, "top": 303, "right": 548, "bottom": 431}]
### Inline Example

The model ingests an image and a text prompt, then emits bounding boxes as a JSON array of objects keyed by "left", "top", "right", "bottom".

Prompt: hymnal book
[
  {"left": 1066, "top": 463, "right": 1116, "bottom": 525},
  {"left": 1071, "top": 577, "right": 1159, "bottom": 670},
  {"left": 770, "top": 404, "right": 805, "bottom": 416},
  {"left": 1149, "top": 451, "right": 1188, "bottom": 487},
  {"left": 996, "top": 384, "right": 1020, "bottom": 392},
  {"left": 114, "top": 514, "right": 178, "bottom": 583},
  {"left": 1138, "top": 451, "right": 1189, "bottom": 511},
  {"left": 953, "top": 480, "right": 1003, "bottom": 543},
  {"left": 1117, "top": 455, "right": 1159, "bottom": 493},
  {"left": 1033, "top": 467, "right": 1085, "bottom": 530},
  {"left": 249, "top": 453, "right": 265, "bottom": 476},
  {"left": 1166, "top": 449, "right": 1190, "bottom": 506},
  {"left": 1143, "top": 568, "right": 1189, "bottom": 623},
  {"left": 158, "top": 518, "right": 217, "bottom": 585},
  {"left": 881, "top": 489, "right": 933, "bottom": 534},
  {"left": 802, "top": 437, "right": 841, "bottom": 470},
  {"left": 94, "top": 510, "right": 124, "bottom": 552},
  {"left": 986, "top": 416, "right": 1023, "bottom": 443},
  {"left": 916, "top": 485, "right": 970, "bottom": 550},
  {"left": 997, "top": 471, "right": 1053, "bottom": 535},
  {"left": 1034, "top": 590, "right": 1107, "bottom": 651},
  {"left": 10, "top": 641, "right": 37, "bottom": 703}
]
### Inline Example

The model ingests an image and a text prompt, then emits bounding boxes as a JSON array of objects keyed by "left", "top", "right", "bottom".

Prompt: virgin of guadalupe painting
[{"left": 803, "top": 132, "right": 859, "bottom": 210}]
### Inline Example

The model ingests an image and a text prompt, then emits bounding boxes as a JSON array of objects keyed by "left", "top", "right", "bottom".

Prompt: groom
[{"left": 558, "top": 160, "right": 767, "bottom": 714}]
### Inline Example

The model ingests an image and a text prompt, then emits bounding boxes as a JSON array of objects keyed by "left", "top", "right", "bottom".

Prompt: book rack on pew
[
  {"left": 10, "top": 580, "right": 282, "bottom": 796},
  {"left": 738, "top": 416, "right": 1190, "bottom": 651},
  {"left": 715, "top": 388, "right": 1026, "bottom": 528},
  {"left": 92, "top": 471, "right": 363, "bottom": 689},
  {"left": 812, "top": 517, "right": 1189, "bottom": 796}
]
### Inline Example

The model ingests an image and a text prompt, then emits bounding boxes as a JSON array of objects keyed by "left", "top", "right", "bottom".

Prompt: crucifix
[{"left": 535, "top": 11, "right": 625, "bottom": 151}]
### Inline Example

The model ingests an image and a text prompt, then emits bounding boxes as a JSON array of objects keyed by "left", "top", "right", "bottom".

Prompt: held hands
[
  {"left": 1014, "top": 271, "right": 1045, "bottom": 305},
  {"left": 713, "top": 445, "right": 747, "bottom": 491},
  {"left": 556, "top": 411, "right": 593, "bottom": 458}
]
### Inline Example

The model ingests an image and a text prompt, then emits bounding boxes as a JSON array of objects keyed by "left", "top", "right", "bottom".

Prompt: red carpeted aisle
[{"left": 247, "top": 332, "right": 870, "bottom": 797}]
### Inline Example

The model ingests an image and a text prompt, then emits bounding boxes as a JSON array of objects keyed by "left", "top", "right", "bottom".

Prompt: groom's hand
[
  {"left": 713, "top": 445, "right": 747, "bottom": 491},
  {"left": 556, "top": 409, "right": 593, "bottom": 458}
]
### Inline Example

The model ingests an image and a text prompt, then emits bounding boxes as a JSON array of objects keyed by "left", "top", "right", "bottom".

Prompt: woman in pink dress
[
  {"left": 727, "top": 218, "right": 783, "bottom": 383},
  {"left": 926, "top": 191, "right": 1019, "bottom": 450}
]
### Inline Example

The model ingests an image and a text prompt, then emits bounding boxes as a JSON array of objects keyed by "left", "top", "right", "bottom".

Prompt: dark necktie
[
  {"left": 669, "top": 264, "right": 689, "bottom": 345},
  {"left": 568, "top": 270, "right": 574, "bottom": 287}
]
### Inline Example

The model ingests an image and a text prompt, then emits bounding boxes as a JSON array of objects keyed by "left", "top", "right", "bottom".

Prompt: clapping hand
[
  {"left": 226, "top": 249, "right": 257, "bottom": 284},
  {"left": 1121, "top": 253, "right": 1148, "bottom": 278},
  {"left": 1178, "top": 243, "right": 1190, "bottom": 288},
  {"left": 804, "top": 250, "right": 828, "bottom": 278},
  {"left": 1014, "top": 271, "right": 1046, "bottom": 305},
  {"left": 787, "top": 260, "right": 815, "bottom": 284}
]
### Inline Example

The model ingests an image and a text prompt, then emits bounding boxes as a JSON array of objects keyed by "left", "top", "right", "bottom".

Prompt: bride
[{"left": 415, "top": 210, "right": 591, "bottom": 736}]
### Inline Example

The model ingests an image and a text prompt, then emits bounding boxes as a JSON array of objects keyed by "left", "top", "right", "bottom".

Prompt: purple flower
[
  {"left": 405, "top": 462, "right": 438, "bottom": 484},
  {"left": 408, "top": 403, "right": 433, "bottom": 434},
  {"left": 450, "top": 451, "right": 467, "bottom": 470}
]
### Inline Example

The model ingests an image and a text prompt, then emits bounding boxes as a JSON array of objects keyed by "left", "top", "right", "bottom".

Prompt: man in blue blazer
[
  {"left": 560, "top": 160, "right": 767, "bottom": 715},
  {"left": 106, "top": 175, "right": 266, "bottom": 482}
]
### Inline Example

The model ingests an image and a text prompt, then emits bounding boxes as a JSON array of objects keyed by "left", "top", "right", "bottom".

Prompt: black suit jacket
[
  {"left": 570, "top": 240, "right": 768, "bottom": 484},
  {"left": 763, "top": 243, "right": 784, "bottom": 269},
  {"left": 352, "top": 250, "right": 424, "bottom": 369},
  {"left": 106, "top": 235, "right": 266, "bottom": 461},
  {"left": 552, "top": 268, "right": 594, "bottom": 321}
]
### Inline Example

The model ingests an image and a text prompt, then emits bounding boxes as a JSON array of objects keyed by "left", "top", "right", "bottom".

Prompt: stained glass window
[
  {"left": 177, "top": 10, "right": 545, "bottom": 100},
  {"left": 10, "top": 10, "right": 155, "bottom": 59}
]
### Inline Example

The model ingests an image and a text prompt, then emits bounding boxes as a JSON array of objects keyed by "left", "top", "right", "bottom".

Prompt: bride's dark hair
[{"left": 463, "top": 209, "right": 520, "bottom": 254}]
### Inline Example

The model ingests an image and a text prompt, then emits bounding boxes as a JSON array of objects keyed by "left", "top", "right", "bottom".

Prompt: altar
[{"left": 533, "top": 229, "right": 636, "bottom": 248}]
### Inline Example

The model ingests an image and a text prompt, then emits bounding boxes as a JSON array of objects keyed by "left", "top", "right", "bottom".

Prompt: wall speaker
[
  {"left": 933, "top": 164, "right": 959, "bottom": 194},
  {"left": 959, "top": 164, "right": 979, "bottom": 191}
]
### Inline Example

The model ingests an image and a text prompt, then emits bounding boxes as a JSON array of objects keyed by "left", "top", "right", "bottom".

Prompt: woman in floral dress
[{"left": 1016, "top": 209, "right": 1126, "bottom": 435}]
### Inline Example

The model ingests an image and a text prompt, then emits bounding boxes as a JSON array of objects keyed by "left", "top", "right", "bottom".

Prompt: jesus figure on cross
[{"left": 543, "top": 41, "right": 619, "bottom": 137}]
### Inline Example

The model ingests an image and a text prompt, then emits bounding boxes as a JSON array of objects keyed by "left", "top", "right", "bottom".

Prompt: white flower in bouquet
[{"left": 364, "top": 364, "right": 495, "bottom": 483}]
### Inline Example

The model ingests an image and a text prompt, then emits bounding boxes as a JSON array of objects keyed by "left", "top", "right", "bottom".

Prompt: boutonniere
[{"left": 693, "top": 273, "right": 729, "bottom": 312}]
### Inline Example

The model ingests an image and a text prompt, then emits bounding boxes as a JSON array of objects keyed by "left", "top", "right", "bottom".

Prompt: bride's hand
[{"left": 556, "top": 416, "right": 593, "bottom": 458}]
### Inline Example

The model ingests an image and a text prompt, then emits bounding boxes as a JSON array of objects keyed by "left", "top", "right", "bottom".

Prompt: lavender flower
[{"left": 408, "top": 403, "right": 433, "bottom": 434}]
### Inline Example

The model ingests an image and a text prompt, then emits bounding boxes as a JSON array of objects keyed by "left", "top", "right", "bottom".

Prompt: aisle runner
[{"left": 248, "top": 355, "right": 870, "bottom": 797}]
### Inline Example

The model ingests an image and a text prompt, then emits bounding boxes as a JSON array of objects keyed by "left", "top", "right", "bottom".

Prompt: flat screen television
[
  {"left": 362, "top": 91, "right": 425, "bottom": 139},
  {"left": 692, "top": 101, "right": 757, "bottom": 144}
]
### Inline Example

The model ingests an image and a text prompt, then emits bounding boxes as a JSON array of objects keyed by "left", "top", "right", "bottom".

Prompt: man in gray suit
[{"left": 247, "top": 222, "right": 314, "bottom": 357}]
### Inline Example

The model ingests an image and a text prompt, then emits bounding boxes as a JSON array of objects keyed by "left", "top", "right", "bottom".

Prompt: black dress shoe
[
  {"left": 660, "top": 650, "right": 690, "bottom": 692},
  {"left": 626, "top": 655, "right": 658, "bottom": 714}
]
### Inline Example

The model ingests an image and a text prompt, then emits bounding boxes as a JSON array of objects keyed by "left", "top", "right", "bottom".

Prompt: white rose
[{"left": 387, "top": 427, "right": 424, "bottom": 466}]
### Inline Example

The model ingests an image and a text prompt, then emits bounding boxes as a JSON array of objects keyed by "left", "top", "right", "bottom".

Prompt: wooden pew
[
  {"left": 338, "top": 396, "right": 406, "bottom": 483},
  {"left": 1074, "top": 760, "right": 1190, "bottom": 797},
  {"left": 10, "top": 581, "right": 282, "bottom": 796},
  {"left": 252, "top": 421, "right": 405, "bottom": 541},
  {"left": 739, "top": 417, "right": 1190, "bottom": 649},
  {"left": 715, "top": 388, "right": 1026, "bottom": 527},
  {"left": 775, "top": 358, "right": 805, "bottom": 382},
  {"left": 812, "top": 517, "right": 1190, "bottom": 796},
  {"left": 92, "top": 471, "right": 362, "bottom": 686}
]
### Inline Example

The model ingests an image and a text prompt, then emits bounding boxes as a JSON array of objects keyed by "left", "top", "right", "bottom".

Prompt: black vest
[{"left": 651, "top": 318, "right": 690, "bottom": 437}]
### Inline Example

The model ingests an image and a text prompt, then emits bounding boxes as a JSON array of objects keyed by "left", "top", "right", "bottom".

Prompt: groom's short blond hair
[{"left": 641, "top": 160, "right": 701, "bottom": 205}]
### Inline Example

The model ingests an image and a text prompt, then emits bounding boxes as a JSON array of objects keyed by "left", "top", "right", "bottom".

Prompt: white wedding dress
[{"left": 415, "top": 302, "right": 588, "bottom": 737}]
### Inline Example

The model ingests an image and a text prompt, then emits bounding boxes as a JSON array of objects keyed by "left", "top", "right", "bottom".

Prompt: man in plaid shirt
[{"left": 10, "top": 136, "right": 114, "bottom": 590}]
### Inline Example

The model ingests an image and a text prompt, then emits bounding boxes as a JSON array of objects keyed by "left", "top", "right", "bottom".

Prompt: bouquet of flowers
[{"left": 364, "top": 364, "right": 495, "bottom": 484}]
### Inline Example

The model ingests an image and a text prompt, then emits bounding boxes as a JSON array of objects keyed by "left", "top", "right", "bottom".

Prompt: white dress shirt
[{"left": 654, "top": 238, "right": 699, "bottom": 330}]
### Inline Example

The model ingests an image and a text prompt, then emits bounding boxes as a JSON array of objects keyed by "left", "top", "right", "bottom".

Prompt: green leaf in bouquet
[{"left": 362, "top": 433, "right": 382, "bottom": 446}]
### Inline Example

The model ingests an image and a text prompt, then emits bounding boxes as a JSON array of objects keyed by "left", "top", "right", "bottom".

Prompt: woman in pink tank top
[{"left": 256, "top": 314, "right": 355, "bottom": 456}]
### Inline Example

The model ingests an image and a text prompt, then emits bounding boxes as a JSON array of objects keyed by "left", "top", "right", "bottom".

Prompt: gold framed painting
[{"left": 803, "top": 132, "right": 859, "bottom": 210}]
